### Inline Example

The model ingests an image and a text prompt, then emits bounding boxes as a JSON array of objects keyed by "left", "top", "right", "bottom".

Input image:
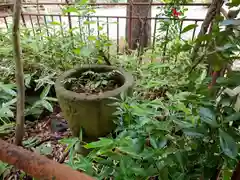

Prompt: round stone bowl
[{"left": 55, "top": 64, "right": 134, "bottom": 140}]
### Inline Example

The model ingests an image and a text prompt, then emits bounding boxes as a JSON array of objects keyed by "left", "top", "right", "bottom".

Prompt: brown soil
[
  {"left": 66, "top": 71, "right": 121, "bottom": 95},
  {"left": 1, "top": 106, "right": 73, "bottom": 180}
]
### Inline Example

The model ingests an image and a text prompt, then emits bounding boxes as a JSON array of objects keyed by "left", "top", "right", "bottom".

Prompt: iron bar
[
  {"left": 29, "top": 15, "right": 36, "bottom": 36},
  {"left": 106, "top": 17, "right": 110, "bottom": 58},
  {"left": 36, "top": 15, "right": 42, "bottom": 39},
  {"left": 117, "top": 17, "right": 119, "bottom": 54},
  {"left": 151, "top": 17, "right": 157, "bottom": 55},
  {"left": 65, "top": 0, "right": 72, "bottom": 30},
  {"left": 78, "top": 16, "right": 82, "bottom": 40},
  {"left": 21, "top": 13, "right": 26, "bottom": 27},
  {"left": 51, "top": 15, "right": 56, "bottom": 35},
  {"left": 43, "top": 15, "right": 49, "bottom": 36},
  {"left": 3, "top": 17, "right": 8, "bottom": 28},
  {"left": 87, "top": 16, "right": 91, "bottom": 37},
  {"left": 192, "top": 20, "right": 198, "bottom": 40},
  {"left": 36, "top": 15, "right": 40, "bottom": 27},
  {"left": 128, "top": 3, "right": 133, "bottom": 49},
  {"left": 97, "top": 16, "right": 100, "bottom": 39},
  {"left": 20, "top": 14, "right": 205, "bottom": 21},
  {"left": 163, "top": 24, "right": 169, "bottom": 57},
  {"left": 0, "top": 12, "right": 205, "bottom": 22},
  {"left": 59, "top": 15, "right": 64, "bottom": 37},
  {"left": 178, "top": 20, "right": 183, "bottom": 38}
]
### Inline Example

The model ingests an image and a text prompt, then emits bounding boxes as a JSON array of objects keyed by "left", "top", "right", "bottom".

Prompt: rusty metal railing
[
  {"left": 0, "top": 2, "right": 212, "bottom": 6},
  {"left": 0, "top": 2, "right": 205, "bottom": 55},
  {"left": 0, "top": 139, "right": 94, "bottom": 180}
]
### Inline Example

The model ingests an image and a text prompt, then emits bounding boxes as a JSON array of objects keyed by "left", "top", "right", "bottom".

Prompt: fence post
[{"left": 126, "top": 0, "right": 151, "bottom": 50}]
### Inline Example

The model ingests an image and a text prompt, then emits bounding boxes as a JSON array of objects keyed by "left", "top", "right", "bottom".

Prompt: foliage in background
[
  {"left": 0, "top": 0, "right": 240, "bottom": 179},
  {"left": 0, "top": 0, "right": 114, "bottom": 127},
  {"left": 58, "top": 1, "right": 240, "bottom": 180},
  {"left": 155, "top": 0, "right": 191, "bottom": 56},
  {"left": 60, "top": 53, "right": 240, "bottom": 179}
]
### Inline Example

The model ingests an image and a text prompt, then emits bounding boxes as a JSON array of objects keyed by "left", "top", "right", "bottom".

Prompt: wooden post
[{"left": 126, "top": 0, "right": 151, "bottom": 50}]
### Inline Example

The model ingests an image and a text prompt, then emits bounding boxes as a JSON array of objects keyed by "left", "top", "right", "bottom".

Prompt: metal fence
[{"left": 0, "top": 2, "right": 207, "bottom": 54}]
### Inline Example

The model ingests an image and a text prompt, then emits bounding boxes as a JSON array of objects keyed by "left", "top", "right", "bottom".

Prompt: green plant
[
  {"left": 0, "top": 82, "right": 17, "bottom": 124},
  {"left": 0, "top": 161, "right": 11, "bottom": 179},
  {"left": 25, "top": 81, "right": 57, "bottom": 117},
  {"left": 1, "top": 1, "right": 240, "bottom": 179},
  {"left": 57, "top": 54, "right": 240, "bottom": 179},
  {"left": 155, "top": 0, "right": 190, "bottom": 57}
]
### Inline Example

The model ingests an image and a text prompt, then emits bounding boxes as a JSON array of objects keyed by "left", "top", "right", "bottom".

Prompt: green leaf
[
  {"left": 2, "top": 98, "right": 17, "bottom": 108},
  {"left": 173, "top": 119, "right": 194, "bottom": 129},
  {"left": 228, "top": 0, "right": 240, "bottom": 6},
  {"left": 0, "top": 161, "right": 9, "bottom": 176},
  {"left": 149, "top": 136, "right": 158, "bottom": 149},
  {"left": 80, "top": 46, "right": 94, "bottom": 57},
  {"left": 35, "top": 143, "right": 53, "bottom": 156},
  {"left": 117, "top": 146, "right": 142, "bottom": 159},
  {"left": 84, "top": 138, "right": 114, "bottom": 149},
  {"left": 183, "top": 128, "right": 204, "bottom": 137},
  {"left": 159, "top": 167, "right": 169, "bottom": 180},
  {"left": 41, "top": 100, "right": 53, "bottom": 112},
  {"left": 24, "top": 74, "right": 32, "bottom": 88},
  {"left": 175, "top": 152, "right": 184, "bottom": 172},
  {"left": 83, "top": 20, "right": 96, "bottom": 25},
  {"left": 50, "top": 21, "right": 61, "bottom": 26},
  {"left": 158, "top": 138, "right": 167, "bottom": 149},
  {"left": 59, "top": 137, "right": 78, "bottom": 145},
  {"left": 87, "top": 35, "right": 96, "bottom": 41},
  {"left": 224, "top": 112, "right": 240, "bottom": 123},
  {"left": 199, "top": 107, "right": 218, "bottom": 127},
  {"left": 44, "top": 97, "right": 58, "bottom": 102},
  {"left": 97, "top": 26, "right": 103, "bottom": 31},
  {"left": 219, "top": 129, "right": 238, "bottom": 159},
  {"left": 222, "top": 169, "right": 232, "bottom": 180},
  {"left": 0, "top": 123, "right": 15, "bottom": 137},
  {"left": 40, "top": 84, "right": 51, "bottom": 99},
  {"left": 59, "top": 137, "right": 79, "bottom": 153},
  {"left": 0, "top": 106, "right": 14, "bottom": 118},
  {"left": 216, "top": 44, "right": 235, "bottom": 52},
  {"left": 23, "top": 137, "right": 41, "bottom": 148},
  {"left": 0, "top": 83, "right": 16, "bottom": 96},
  {"left": 195, "top": 34, "right": 212, "bottom": 43},
  {"left": 63, "top": 7, "right": 79, "bottom": 13},
  {"left": 181, "top": 24, "right": 198, "bottom": 34},
  {"left": 70, "top": 155, "right": 94, "bottom": 175}
]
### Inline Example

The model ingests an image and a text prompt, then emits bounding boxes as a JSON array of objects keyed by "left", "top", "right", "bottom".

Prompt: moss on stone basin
[{"left": 55, "top": 64, "right": 134, "bottom": 140}]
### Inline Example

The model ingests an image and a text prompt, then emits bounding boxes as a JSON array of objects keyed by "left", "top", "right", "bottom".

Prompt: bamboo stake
[{"left": 13, "top": 0, "right": 25, "bottom": 146}]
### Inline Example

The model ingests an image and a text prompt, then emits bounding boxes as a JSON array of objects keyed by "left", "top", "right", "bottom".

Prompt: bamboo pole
[{"left": 12, "top": 0, "right": 25, "bottom": 146}]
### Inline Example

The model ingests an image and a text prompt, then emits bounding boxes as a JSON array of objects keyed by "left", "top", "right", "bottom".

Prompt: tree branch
[{"left": 191, "top": 0, "right": 224, "bottom": 62}]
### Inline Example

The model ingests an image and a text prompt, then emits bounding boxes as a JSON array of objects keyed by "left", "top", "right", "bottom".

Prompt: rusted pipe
[{"left": 0, "top": 139, "right": 94, "bottom": 180}]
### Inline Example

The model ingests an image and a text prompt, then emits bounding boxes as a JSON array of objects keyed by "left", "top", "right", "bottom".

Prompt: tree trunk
[
  {"left": 126, "top": 0, "right": 151, "bottom": 50},
  {"left": 232, "top": 161, "right": 240, "bottom": 180},
  {"left": 13, "top": 0, "right": 25, "bottom": 146},
  {"left": 191, "top": 0, "right": 224, "bottom": 61}
]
